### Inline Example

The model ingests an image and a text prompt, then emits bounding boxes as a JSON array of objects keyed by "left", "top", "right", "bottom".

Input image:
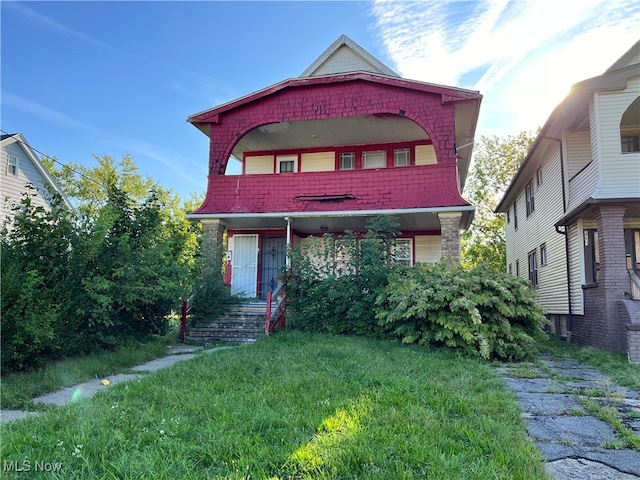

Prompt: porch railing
[
  {"left": 629, "top": 268, "right": 640, "bottom": 301},
  {"left": 265, "top": 283, "right": 286, "bottom": 334}
]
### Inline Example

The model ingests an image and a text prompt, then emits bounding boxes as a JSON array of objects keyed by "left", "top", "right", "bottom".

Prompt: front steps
[{"left": 185, "top": 301, "right": 271, "bottom": 344}]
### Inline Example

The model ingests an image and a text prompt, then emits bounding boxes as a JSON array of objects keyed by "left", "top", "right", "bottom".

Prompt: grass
[
  {"left": 536, "top": 336, "right": 640, "bottom": 391},
  {"left": 1, "top": 334, "right": 175, "bottom": 410},
  {"left": 0, "top": 331, "right": 548, "bottom": 479}
]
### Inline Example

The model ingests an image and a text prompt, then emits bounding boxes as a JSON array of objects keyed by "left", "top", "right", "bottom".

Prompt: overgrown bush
[
  {"left": 189, "top": 269, "right": 244, "bottom": 325},
  {"left": 376, "top": 261, "right": 548, "bottom": 361}
]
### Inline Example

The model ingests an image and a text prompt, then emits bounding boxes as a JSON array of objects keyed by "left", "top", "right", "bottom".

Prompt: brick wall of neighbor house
[
  {"left": 195, "top": 163, "right": 467, "bottom": 214},
  {"left": 573, "top": 206, "right": 629, "bottom": 352},
  {"left": 203, "top": 81, "right": 457, "bottom": 176},
  {"left": 438, "top": 212, "right": 462, "bottom": 262}
]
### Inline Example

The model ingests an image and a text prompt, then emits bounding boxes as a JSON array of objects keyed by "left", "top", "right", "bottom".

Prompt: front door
[
  {"left": 259, "top": 237, "right": 286, "bottom": 300},
  {"left": 231, "top": 234, "right": 258, "bottom": 297}
]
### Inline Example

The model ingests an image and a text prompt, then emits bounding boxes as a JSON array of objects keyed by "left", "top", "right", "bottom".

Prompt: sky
[{"left": 2, "top": 1, "right": 639, "bottom": 201}]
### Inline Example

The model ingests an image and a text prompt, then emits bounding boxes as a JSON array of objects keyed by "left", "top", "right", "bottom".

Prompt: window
[
  {"left": 584, "top": 229, "right": 600, "bottom": 283},
  {"left": 515, "top": 259, "right": 520, "bottom": 276},
  {"left": 392, "top": 239, "right": 412, "bottom": 265},
  {"left": 279, "top": 160, "right": 294, "bottom": 173},
  {"left": 513, "top": 201, "right": 518, "bottom": 230},
  {"left": 6, "top": 155, "right": 18, "bottom": 176},
  {"left": 525, "top": 180, "right": 535, "bottom": 216},
  {"left": 528, "top": 250, "right": 538, "bottom": 287},
  {"left": 621, "top": 135, "right": 640, "bottom": 153},
  {"left": 536, "top": 168, "right": 542, "bottom": 186},
  {"left": 540, "top": 243, "right": 547, "bottom": 266},
  {"left": 362, "top": 150, "right": 386, "bottom": 169},
  {"left": 339, "top": 152, "right": 355, "bottom": 170},
  {"left": 507, "top": 210, "right": 511, "bottom": 223},
  {"left": 393, "top": 148, "right": 410, "bottom": 166},
  {"left": 508, "top": 263, "right": 512, "bottom": 274}
]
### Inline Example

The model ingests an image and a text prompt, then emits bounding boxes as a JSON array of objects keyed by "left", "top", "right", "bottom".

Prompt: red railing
[{"left": 265, "top": 283, "right": 286, "bottom": 334}]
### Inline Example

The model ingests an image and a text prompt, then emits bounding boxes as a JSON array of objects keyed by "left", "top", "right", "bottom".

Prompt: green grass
[
  {"left": 0, "top": 332, "right": 548, "bottom": 479},
  {"left": 1, "top": 334, "right": 175, "bottom": 410},
  {"left": 537, "top": 336, "right": 640, "bottom": 391}
]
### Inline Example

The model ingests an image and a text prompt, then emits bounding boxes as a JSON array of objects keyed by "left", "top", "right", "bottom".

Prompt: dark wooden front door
[{"left": 259, "top": 237, "right": 286, "bottom": 300}]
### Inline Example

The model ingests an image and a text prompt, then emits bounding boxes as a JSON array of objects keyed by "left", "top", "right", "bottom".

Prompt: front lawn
[{"left": 1, "top": 332, "right": 547, "bottom": 479}]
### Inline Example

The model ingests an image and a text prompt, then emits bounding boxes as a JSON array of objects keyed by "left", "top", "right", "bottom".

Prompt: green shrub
[
  {"left": 189, "top": 270, "right": 243, "bottom": 324},
  {"left": 375, "top": 261, "right": 548, "bottom": 361}
]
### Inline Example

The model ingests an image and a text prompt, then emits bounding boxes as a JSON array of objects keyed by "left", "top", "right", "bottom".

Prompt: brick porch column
[
  {"left": 594, "top": 205, "right": 628, "bottom": 351},
  {"left": 201, "top": 219, "right": 226, "bottom": 277},
  {"left": 438, "top": 212, "right": 462, "bottom": 262}
]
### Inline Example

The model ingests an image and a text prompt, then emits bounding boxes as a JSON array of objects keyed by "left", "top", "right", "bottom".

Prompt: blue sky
[{"left": 2, "top": 1, "right": 639, "bottom": 200}]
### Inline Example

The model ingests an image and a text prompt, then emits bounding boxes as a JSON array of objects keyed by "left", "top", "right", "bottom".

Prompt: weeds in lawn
[{"left": 1, "top": 332, "right": 548, "bottom": 479}]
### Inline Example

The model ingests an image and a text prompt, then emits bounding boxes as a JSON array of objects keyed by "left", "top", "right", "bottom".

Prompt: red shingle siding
[
  {"left": 205, "top": 81, "right": 457, "bottom": 176},
  {"left": 194, "top": 163, "right": 467, "bottom": 214}
]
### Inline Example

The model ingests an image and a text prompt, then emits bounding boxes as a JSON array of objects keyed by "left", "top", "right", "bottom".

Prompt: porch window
[
  {"left": 6, "top": 155, "right": 17, "bottom": 176},
  {"left": 278, "top": 160, "right": 295, "bottom": 173},
  {"left": 392, "top": 239, "right": 412, "bottom": 265},
  {"left": 339, "top": 152, "right": 355, "bottom": 170},
  {"left": 583, "top": 229, "right": 600, "bottom": 284},
  {"left": 362, "top": 150, "right": 386, "bottom": 169},
  {"left": 393, "top": 148, "right": 410, "bottom": 166},
  {"left": 620, "top": 98, "right": 640, "bottom": 153},
  {"left": 528, "top": 250, "right": 538, "bottom": 287},
  {"left": 621, "top": 135, "right": 640, "bottom": 153}
]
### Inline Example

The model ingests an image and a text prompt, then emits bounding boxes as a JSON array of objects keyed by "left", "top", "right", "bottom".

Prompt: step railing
[
  {"left": 265, "top": 283, "right": 286, "bottom": 334},
  {"left": 629, "top": 268, "right": 640, "bottom": 301}
]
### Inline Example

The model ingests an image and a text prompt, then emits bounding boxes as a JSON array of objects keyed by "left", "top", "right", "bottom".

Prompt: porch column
[
  {"left": 438, "top": 212, "right": 462, "bottom": 263},
  {"left": 201, "top": 218, "right": 226, "bottom": 278},
  {"left": 594, "top": 205, "right": 628, "bottom": 351}
]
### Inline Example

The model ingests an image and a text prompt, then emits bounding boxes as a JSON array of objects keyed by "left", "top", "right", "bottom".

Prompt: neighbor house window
[
  {"left": 6, "top": 155, "right": 18, "bottom": 176},
  {"left": 393, "top": 148, "right": 410, "bottom": 166},
  {"left": 515, "top": 259, "right": 520, "bottom": 276},
  {"left": 508, "top": 263, "right": 513, "bottom": 274},
  {"left": 584, "top": 229, "right": 600, "bottom": 283},
  {"left": 621, "top": 135, "right": 640, "bottom": 153},
  {"left": 339, "top": 152, "right": 355, "bottom": 170},
  {"left": 392, "top": 239, "right": 412, "bottom": 266},
  {"left": 528, "top": 250, "right": 538, "bottom": 287},
  {"left": 513, "top": 201, "right": 518, "bottom": 230},
  {"left": 540, "top": 243, "right": 547, "bottom": 266},
  {"left": 362, "top": 150, "right": 386, "bottom": 169},
  {"left": 536, "top": 168, "right": 542, "bottom": 186},
  {"left": 507, "top": 210, "right": 511, "bottom": 223},
  {"left": 525, "top": 180, "right": 535, "bottom": 216}
]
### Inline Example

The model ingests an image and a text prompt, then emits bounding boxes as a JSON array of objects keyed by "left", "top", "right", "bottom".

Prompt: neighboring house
[
  {"left": 495, "top": 41, "right": 640, "bottom": 354},
  {"left": 186, "top": 35, "right": 482, "bottom": 300},
  {"left": 1, "top": 133, "right": 72, "bottom": 229}
]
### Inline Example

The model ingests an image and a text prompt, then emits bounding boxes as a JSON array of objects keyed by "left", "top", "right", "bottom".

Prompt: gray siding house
[
  {"left": 1, "top": 133, "right": 71, "bottom": 229},
  {"left": 496, "top": 41, "right": 640, "bottom": 356}
]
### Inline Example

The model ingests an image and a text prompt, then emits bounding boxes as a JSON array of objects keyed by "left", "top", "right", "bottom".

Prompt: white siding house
[
  {"left": 1, "top": 133, "right": 72, "bottom": 229},
  {"left": 496, "top": 41, "right": 640, "bottom": 354}
]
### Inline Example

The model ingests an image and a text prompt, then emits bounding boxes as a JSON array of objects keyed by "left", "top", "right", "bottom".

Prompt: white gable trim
[{"left": 301, "top": 34, "right": 399, "bottom": 78}]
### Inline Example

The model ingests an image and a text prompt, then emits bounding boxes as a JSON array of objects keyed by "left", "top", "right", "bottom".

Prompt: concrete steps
[{"left": 185, "top": 302, "right": 272, "bottom": 344}]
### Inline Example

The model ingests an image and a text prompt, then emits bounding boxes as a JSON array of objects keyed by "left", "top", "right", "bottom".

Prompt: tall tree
[{"left": 461, "top": 130, "right": 538, "bottom": 270}]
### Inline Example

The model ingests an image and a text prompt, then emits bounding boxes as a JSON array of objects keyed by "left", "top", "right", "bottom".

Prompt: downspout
[{"left": 545, "top": 136, "right": 573, "bottom": 335}]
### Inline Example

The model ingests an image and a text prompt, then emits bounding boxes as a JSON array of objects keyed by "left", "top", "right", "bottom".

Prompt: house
[
  {"left": 186, "top": 35, "right": 482, "bottom": 300},
  {"left": 495, "top": 40, "right": 640, "bottom": 356},
  {"left": 1, "top": 133, "right": 72, "bottom": 229}
]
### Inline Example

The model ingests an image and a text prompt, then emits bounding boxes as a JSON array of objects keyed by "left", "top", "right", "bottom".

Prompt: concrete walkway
[
  {"left": 0, "top": 345, "right": 227, "bottom": 424},
  {"left": 496, "top": 354, "right": 640, "bottom": 480}
]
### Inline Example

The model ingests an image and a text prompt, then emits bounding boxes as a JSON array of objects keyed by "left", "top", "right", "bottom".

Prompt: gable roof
[
  {"left": 495, "top": 40, "right": 640, "bottom": 213},
  {"left": 301, "top": 34, "right": 399, "bottom": 78},
  {"left": 1, "top": 133, "right": 73, "bottom": 210}
]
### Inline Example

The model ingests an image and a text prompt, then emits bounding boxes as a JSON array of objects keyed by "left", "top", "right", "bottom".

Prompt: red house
[{"left": 187, "top": 35, "right": 482, "bottom": 300}]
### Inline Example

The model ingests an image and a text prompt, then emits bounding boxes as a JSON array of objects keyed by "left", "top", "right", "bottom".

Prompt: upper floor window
[
  {"left": 528, "top": 250, "right": 538, "bottom": 287},
  {"left": 540, "top": 243, "right": 547, "bottom": 266},
  {"left": 525, "top": 180, "right": 535, "bottom": 217},
  {"left": 362, "top": 150, "right": 386, "bottom": 169},
  {"left": 393, "top": 148, "right": 410, "bottom": 167},
  {"left": 6, "top": 155, "right": 18, "bottom": 176},
  {"left": 506, "top": 209, "right": 511, "bottom": 223},
  {"left": 536, "top": 168, "right": 542, "bottom": 186},
  {"left": 513, "top": 201, "right": 518, "bottom": 230},
  {"left": 277, "top": 155, "right": 297, "bottom": 173},
  {"left": 621, "top": 135, "right": 640, "bottom": 153},
  {"left": 339, "top": 152, "right": 355, "bottom": 170}
]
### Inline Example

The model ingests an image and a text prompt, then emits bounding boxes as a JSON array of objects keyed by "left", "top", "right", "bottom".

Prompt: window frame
[
  {"left": 339, "top": 152, "right": 355, "bottom": 170},
  {"left": 362, "top": 150, "right": 386, "bottom": 169},
  {"left": 393, "top": 148, "right": 410, "bottom": 167},
  {"left": 528, "top": 250, "right": 538, "bottom": 287},
  {"left": 540, "top": 243, "right": 547, "bottom": 266},
  {"left": 6, "top": 154, "right": 18, "bottom": 176},
  {"left": 621, "top": 135, "right": 640, "bottom": 153},
  {"left": 391, "top": 238, "right": 412, "bottom": 266},
  {"left": 525, "top": 180, "right": 535, "bottom": 217},
  {"left": 513, "top": 201, "right": 518, "bottom": 230}
]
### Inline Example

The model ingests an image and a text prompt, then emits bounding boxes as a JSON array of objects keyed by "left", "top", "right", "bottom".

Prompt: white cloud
[{"left": 370, "top": 0, "right": 640, "bottom": 136}]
